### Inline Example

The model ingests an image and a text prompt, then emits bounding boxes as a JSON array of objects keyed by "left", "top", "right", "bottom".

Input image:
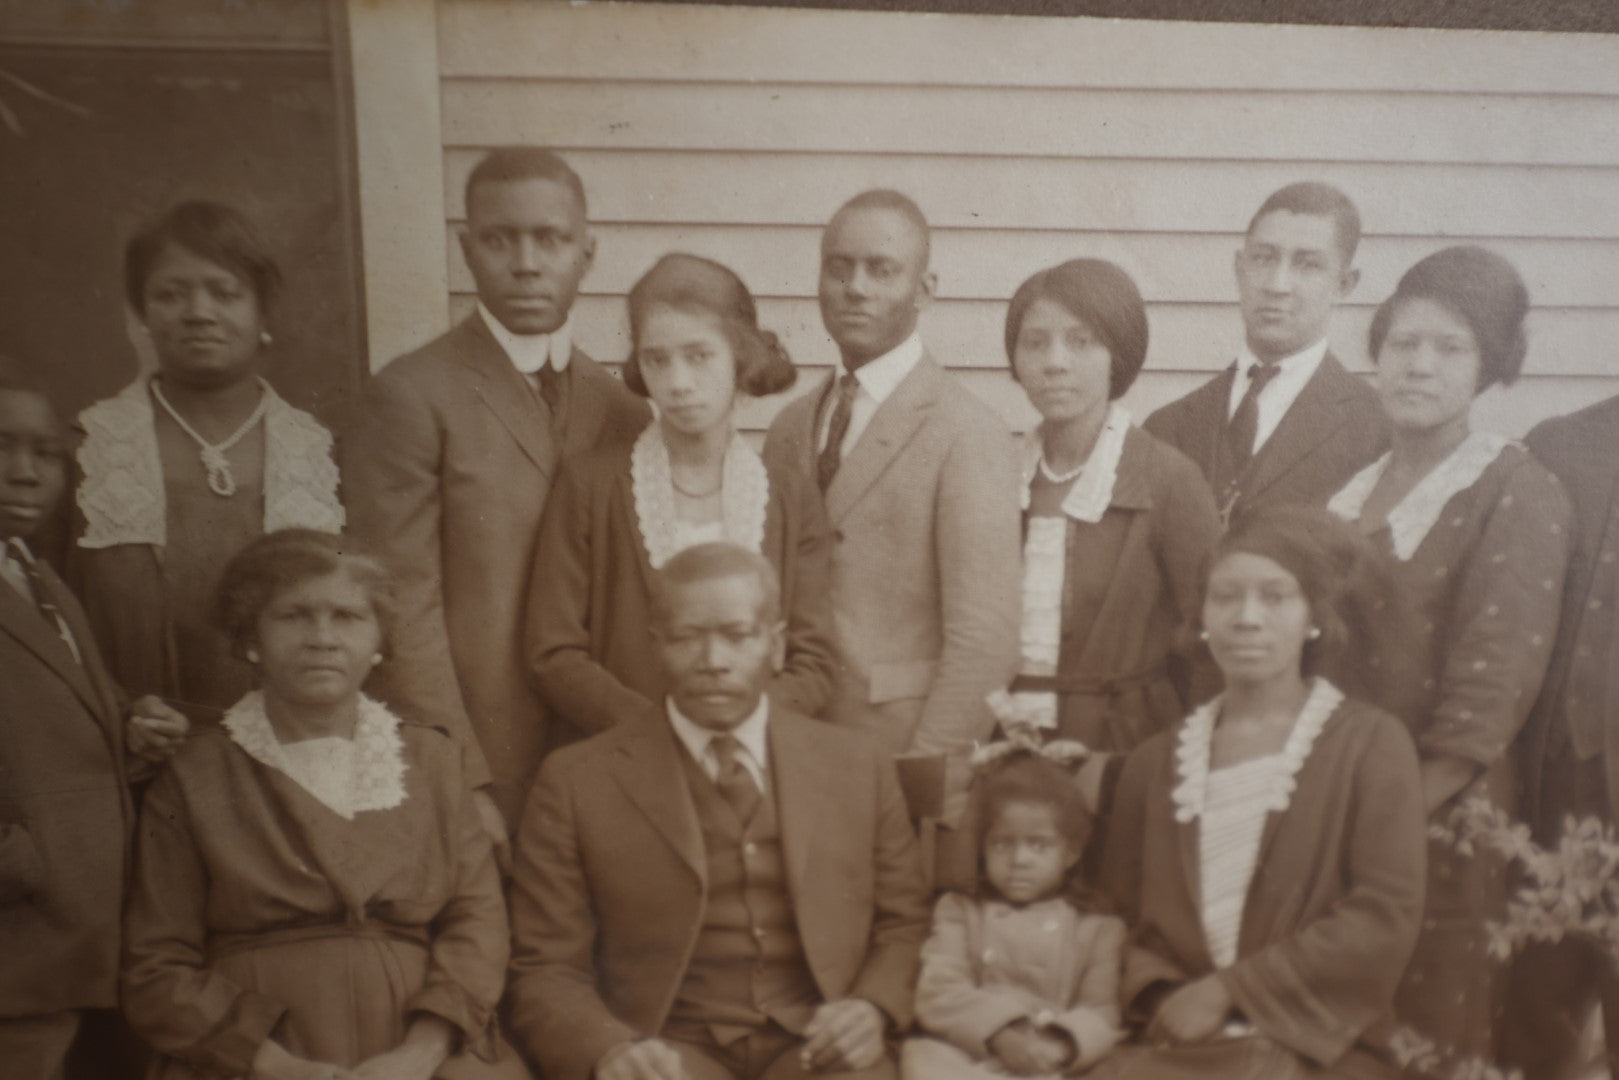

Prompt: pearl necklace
[
  {"left": 151, "top": 377, "right": 271, "bottom": 498},
  {"left": 1038, "top": 454, "right": 1086, "bottom": 485}
]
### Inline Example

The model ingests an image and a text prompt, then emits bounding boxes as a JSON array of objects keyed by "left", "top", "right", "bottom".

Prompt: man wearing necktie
[
  {"left": 343, "top": 148, "right": 651, "bottom": 845},
  {"left": 1144, "top": 182, "right": 1389, "bottom": 525},
  {"left": 0, "top": 358, "right": 186, "bottom": 1079},
  {"left": 763, "top": 190, "right": 1021, "bottom": 871},
  {"left": 509, "top": 542, "right": 930, "bottom": 1080}
]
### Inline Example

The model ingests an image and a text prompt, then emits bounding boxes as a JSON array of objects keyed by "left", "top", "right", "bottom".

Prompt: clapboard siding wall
[{"left": 433, "top": 0, "right": 1619, "bottom": 438}]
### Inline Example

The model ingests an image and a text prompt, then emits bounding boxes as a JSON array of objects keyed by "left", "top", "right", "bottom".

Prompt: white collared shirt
[
  {"left": 666, "top": 695, "right": 771, "bottom": 791},
  {"left": 477, "top": 302, "right": 573, "bottom": 388},
  {"left": 1226, "top": 338, "right": 1330, "bottom": 454},
  {"left": 817, "top": 331, "right": 925, "bottom": 456}
]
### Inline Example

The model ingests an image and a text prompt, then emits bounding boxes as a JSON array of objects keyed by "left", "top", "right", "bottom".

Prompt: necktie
[
  {"left": 709, "top": 734, "right": 761, "bottom": 824},
  {"left": 1227, "top": 362, "right": 1282, "bottom": 472},
  {"left": 817, "top": 373, "right": 860, "bottom": 492},
  {"left": 5, "top": 539, "right": 80, "bottom": 664},
  {"left": 536, "top": 363, "right": 563, "bottom": 415}
]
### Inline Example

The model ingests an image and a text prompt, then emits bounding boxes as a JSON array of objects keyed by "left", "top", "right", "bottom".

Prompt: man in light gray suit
[
  {"left": 343, "top": 148, "right": 650, "bottom": 842},
  {"left": 763, "top": 190, "right": 1021, "bottom": 850}
]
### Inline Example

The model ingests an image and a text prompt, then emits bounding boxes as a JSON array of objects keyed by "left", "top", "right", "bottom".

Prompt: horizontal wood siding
[{"left": 435, "top": 0, "right": 1619, "bottom": 439}]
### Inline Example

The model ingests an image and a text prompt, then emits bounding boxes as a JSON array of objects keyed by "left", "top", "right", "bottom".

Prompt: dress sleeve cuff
[
  {"left": 407, "top": 982, "right": 498, "bottom": 1061},
  {"left": 206, "top": 991, "right": 288, "bottom": 1073}
]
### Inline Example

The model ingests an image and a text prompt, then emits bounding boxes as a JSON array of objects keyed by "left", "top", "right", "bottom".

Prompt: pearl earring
[
  {"left": 246, "top": 648, "right": 260, "bottom": 663},
  {"left": 1198, "top": 629, "right": 1210, "bottom": 642},
  {"left": 259, "top": 330, "right": 273, "bottom": 347},
  {"left": 371, "top": 653, "right": 384, "bottom": 665},
  {"left": 1307, "top": 626, "right": 1322, "bottom": 641}
]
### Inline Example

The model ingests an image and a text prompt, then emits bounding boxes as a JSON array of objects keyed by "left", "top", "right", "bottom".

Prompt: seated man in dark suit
[
  {"left": 508, "top": 541, "right": 931, "bottom": 1080},
  {"left": 1144, "top": 181, "right": 1389, "bottom": 524},
  {"left": 0, "top": 356, "right": 186, "bottom": 1079}
]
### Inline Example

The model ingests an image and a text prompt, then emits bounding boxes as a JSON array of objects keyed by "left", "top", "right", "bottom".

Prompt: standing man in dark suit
[
  {"left": 508, "top": 542, "right": 930, "bottom": 1080},
  {"left": 1144, "top": 181, "right": 1389, "bottom": 524},
  {"left": 762, "top": 190, "right": 1021, "bottom": 842},
  {"left": 0, "top": 357, "right": 186, "bottom": 1079},
  {"left": 344, "top": 148, "right": 651, "bottom": 839},
  {"left": 1501, "top": 392, "right": 1619, "bottom": 1080}
]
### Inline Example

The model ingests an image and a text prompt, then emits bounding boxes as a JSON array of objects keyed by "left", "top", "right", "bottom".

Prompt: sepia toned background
[{"left": 4, "top": 0, "right": 1618, "bottom": 441}]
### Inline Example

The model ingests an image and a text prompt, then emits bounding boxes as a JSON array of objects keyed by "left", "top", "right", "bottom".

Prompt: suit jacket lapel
[
  {"left": 561, "top": 349, "right": 612, "bottom": 457},
  {"left": 769, "top": 707, "right": 844, "bottom": 898},
  {"left": 1187, "top": 369, "right": 1236, "bottom": 476},
  {"left": 455, "top": 316, "right": 557, "bottom": 477},
  {"left": 611, "top": 717, "right": 706, "bottom": 883},
  {"left": 824, "top": 356, "right": 940, "bottom": 523},
  {"left": 0, "top": 577, "right": 105, "bottom": 722},
  {"left": 1243, "top": 354, "right": 1355, "bottom": 502}
]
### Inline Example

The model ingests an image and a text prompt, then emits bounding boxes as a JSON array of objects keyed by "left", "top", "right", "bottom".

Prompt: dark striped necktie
[
  {"left": 5, "top": 539, "right": 80, "bottom": 664},
  {"left": 708, "top": 733, "right": 761, "bottom": 824}
]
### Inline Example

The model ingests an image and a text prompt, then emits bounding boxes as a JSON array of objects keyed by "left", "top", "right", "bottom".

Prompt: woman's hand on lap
[{"left": 248, "top": 1039, "right": 354, "bottom": 1080}]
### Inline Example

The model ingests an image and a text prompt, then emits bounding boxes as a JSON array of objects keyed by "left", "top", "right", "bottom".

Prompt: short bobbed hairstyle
[
  {"left": 649, "top": 541, "right": 783, "bottom": 630},
  {"left": 464, "top": 146, "right": 587, "bottom": 220},
  {"left": 1368, "top": 245, "right": 1529, "bottom": 394},
  {"left": 1196, "top": 507, "right": 1407, "bottom": 688},
  {"left": 623, "top": 254, "right": 797, "bottom": 399},
  {"left": 1003, "top": 259, "right": 1149, "bottom": 399},
  {"left": 1247, "top": 181, "right": 1362, "bottom": 266},
  {"left": 125, "top": 201, "right": 283, "bottom": 316},
  {"left": 215, "top": 529, "right": 396, "bottom": 663}
]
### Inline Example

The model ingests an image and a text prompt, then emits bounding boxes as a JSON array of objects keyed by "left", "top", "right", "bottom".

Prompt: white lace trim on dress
[
  {"left": 75, "top": 375, "right": 344, "bottom": 549},
  {"left": 1326, "top": 431, "right": 1510, "bottom": 561},
  {"left": 1018, "top": 403, "right": 1132, "bottom": 523},
  {"left": 1170, "top": 678, "right": 1343, "bottom": 824},
  {"left": 222, "top": 690, "right": 407, "bottom": 819},
  {"left": 631, "top": 425, "right": 769, "bottom": 569}
]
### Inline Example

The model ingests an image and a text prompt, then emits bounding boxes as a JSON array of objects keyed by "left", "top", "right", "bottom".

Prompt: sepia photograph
[{"left": 2, "top": 1, "right": 1617, "bottom": 1078}]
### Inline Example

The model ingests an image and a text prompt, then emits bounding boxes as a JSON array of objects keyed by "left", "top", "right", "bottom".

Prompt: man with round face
[
  {"left": 764, "top": 190, "right": 1022, "bottom": 882},
  {"left": 343, "top": 148, "right": 651, "bottom": 838},
  {"left": 1144, "top": 181, "right": 1389, "bottom": 525},
  {"left": 508, "top": 543, "right": 930, "bottom": 1080}
]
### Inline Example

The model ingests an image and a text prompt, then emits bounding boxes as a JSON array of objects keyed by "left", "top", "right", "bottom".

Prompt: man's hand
[
  {"left": 1145, "top": 975, "right": 1234, "bottom": 1046},
  {"left": 127, "top": 695, "right": 189, "bottom": 763},
  {"left": 471, "top": 788, "right": 511, "bottom": 876},
  {"left": 800, "top": 998, "right": 887, "bottom": 1073},
  {"left": 595, "top": 1038, "right": 688, "bottom": 1080}
]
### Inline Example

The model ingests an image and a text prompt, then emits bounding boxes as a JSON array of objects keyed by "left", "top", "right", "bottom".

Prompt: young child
[
  {"left": 903, "top": 748, "right": 1125, "bottom": 1079},
  {"left": 0, "top": 357, "right": 186, "bottom": 1076}
]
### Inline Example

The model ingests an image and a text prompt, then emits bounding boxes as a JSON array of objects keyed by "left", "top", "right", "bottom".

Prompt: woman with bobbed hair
[
  {"left": 993, "top": 258, "right": 1220, "bottom": 755},
  {"left": 1327, "top": 245, "right": 1572, "bottom": 1064},
  {"left": 122, "top": 529, "right": 529, "bottom": 1080},
  {"left": 74, "top": 201, "right": 343, "bottom": 722},
  {"left": 1095, "top": 508, "right": 1427, "bottom": 1080},
  {"left": 526, "top": 253, "right": 834, "bottom": 739}
]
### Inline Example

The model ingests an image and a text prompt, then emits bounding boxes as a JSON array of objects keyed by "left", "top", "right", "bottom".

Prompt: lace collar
[
  {"left": 631, "top": 424, "right": 769, "bottom": 569},
  {"left": 75, "top": 375, "right": 345, "bottom": 550},
  {"left": 1019, "top": 404, "right": 1131, "bottom": 524},
  {"left": 222, "top": 690, "right": 407, "bottom": 819},
  {"left": 1170, "top": 679, "right": 1343, "bottom": 824},
  {"left": 1327, "top": 431, "right": 1509, "bottom": 561}
]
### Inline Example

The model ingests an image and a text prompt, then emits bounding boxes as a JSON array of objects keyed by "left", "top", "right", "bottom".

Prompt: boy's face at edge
[{"left": 0, "top": 388, "right": 69, "bottom": 543}]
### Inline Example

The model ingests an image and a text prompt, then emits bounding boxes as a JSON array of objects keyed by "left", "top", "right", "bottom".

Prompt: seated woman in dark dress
[
  {"left": 526, "top": 253, "right": 834, "bottom": 740},
  {"left": 1096, "top": 510, "right": 1428, "bottom": 1080},
  {"left": 122, "top": 529, "right": 528, "bottom": 1080}
]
